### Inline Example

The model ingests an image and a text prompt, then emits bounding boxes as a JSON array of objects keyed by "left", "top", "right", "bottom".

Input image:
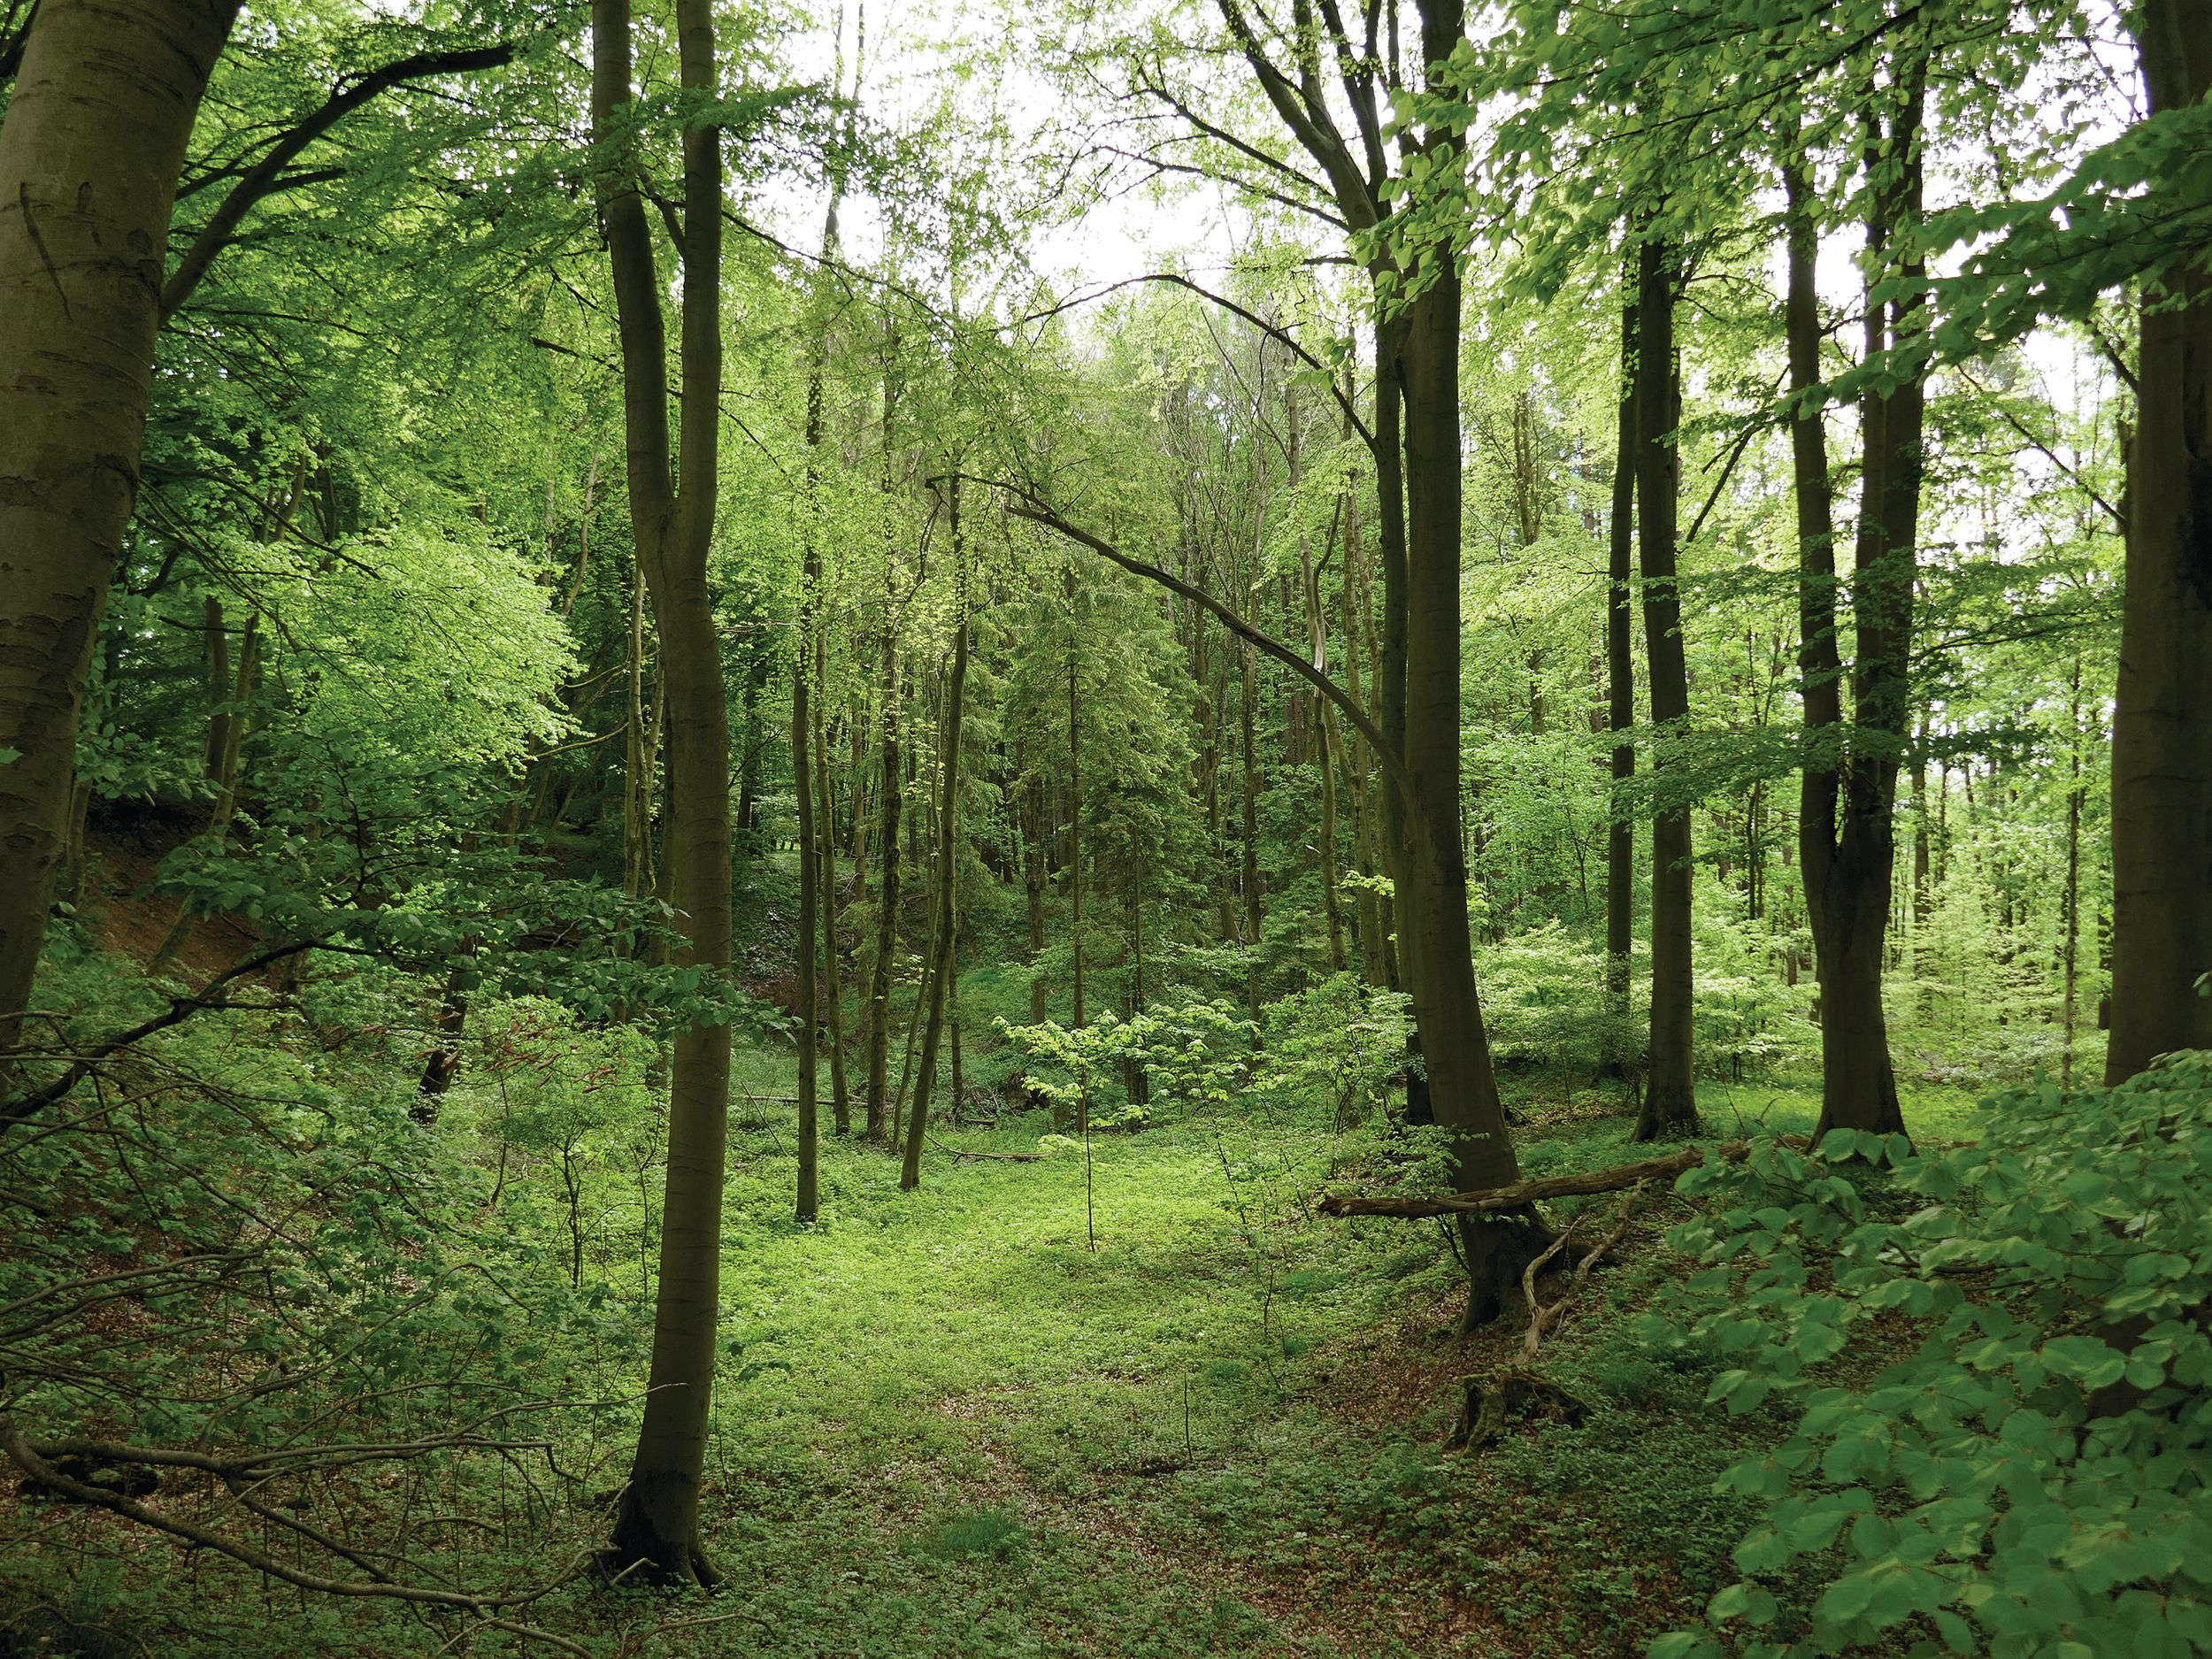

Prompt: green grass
[{"left": 604, "top": 1056, "right": 1989, "bottom": 1657}]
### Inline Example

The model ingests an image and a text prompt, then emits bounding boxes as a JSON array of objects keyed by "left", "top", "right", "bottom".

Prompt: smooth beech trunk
[
  {"left": 864, "top": 633, "right": 903, "bottom": 1141},
  {"left": 902, "top": 499, "right": 970, "bottom": 1192},
  {"left": 1632, "top": 236, "right": 1699, "bottom": 1141},
  {"left": 2108, "top": 0, "right": 2212, "bottom": 1080},
  {"left": 795, "top": 649, "right": 819, "bottom": 1220},
  {"left": 594, "top": 0, "right": 733, "bottom": 1585},
  {"left": 815, "top": 707, "right": 851, "bottom": 1135},
  {"left": 1786, "top": 88, "right": 1921, "bottom": 1141},
  {"left": 1397, "top": 0, "right": 1525, "bottom": 1318},
  {"left": 1606, "top": 295, "right": 1638, "bottom": 1044},
  {"left": 0, "top": 0, "right": 238, "bottom": 1061}
]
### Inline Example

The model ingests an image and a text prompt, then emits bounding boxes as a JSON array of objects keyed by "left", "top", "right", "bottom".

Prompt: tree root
[{"left": 1444, "top": 1371, "right": 1589, "bottom": 1453}]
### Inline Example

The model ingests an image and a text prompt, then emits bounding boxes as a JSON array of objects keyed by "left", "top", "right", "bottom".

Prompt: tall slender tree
[
  {"left": 591, "top": 0, "right": 733, "bottom": 1583},
  {"left": 1631, "top": 234, "right": 1699, "bottom": 1141}
]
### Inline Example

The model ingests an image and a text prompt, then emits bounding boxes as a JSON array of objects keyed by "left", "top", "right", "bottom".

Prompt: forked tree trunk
[
  {"left": 595, "top": 0, "right": 733, "bottom": 1586},
  {"left": 0, "top": 0, "right": 238, "bottom": 1064},
  {"left": 2108, "top": 0, "right": 2212, "bottom": 1080},
  {"left": 1632, "top": 235, "right": 1699, "bottom": 1141},
  {"left": 1787, "top": 81, "right": 1922, "bottom": 1141}
]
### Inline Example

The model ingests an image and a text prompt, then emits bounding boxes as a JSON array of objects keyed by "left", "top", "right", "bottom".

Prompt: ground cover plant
[{"left": 4, "top": 0, "right": 2208, "bottom": 1652}]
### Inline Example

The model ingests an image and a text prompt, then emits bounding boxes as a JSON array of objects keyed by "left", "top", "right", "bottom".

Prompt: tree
[
  {"left": 1631, "top": 234, "right": 1700, "bottom": 1141},
  {"left": 2107, "top": 0, "right": 2212, "bottom": 1080},
  {"left": 0, "top": 0, "right": 238, "bottom": 1062},
  {"left": 589, "top": 0, "right": 733, "bottom": 1585}
]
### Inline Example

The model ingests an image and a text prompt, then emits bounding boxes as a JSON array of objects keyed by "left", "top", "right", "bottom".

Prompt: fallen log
[{"left": 1317, "top": 1135, "right": 1809, "bottom": 1218}]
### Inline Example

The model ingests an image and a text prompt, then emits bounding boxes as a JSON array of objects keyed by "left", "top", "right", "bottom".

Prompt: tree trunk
[
  {"left": 1790, "top": 80, "right": 1922, "bottom": 1142},
  {"left": 794, "top": 641, "right": 820, "bottom": 1220},
  {"left": 815, "top": 702, "right": 851, "bottom": 1136},
  {"left": 902, "top": 494, "right": 970, "bottom": 1193},
  {"left": 802, "top": 174, "right": 847, "bottom": 1148},
  {"left": 1394, "top": 4, "right": 1526, "bottom": 1319},
  {"left": 0, "top": 0, "right": 238, "bottom": 1059},
  {"left": 1304, "top": 541, "right": 1350, "bottom": 973},
  {"left": 864, "top": 631, "right": 902, "bottom": 1141},
  {"left": 2062, "top": 655, "right": 2086, "bottom": 1087},
  {"left": 1239, "top": 641, "right": 1264, "bottom": 969},
  {"left": 2108, "top": 0, "right": 2212, "bottom": 1080},
  {"left": 150, "top": 610, "right": 260, "bottom": 977},
  {"left": 1606, "top": 291, "right": 1638, "bottom": 1048},
  {"left": 1068, "top": 572, "right": 1087, "bottom": 1028},
  {"left": 595, "top": 0, "right": 733, "bottom": 1586},
  {"left": 1024, "top": 772, "right": 1048, "bottom": 1024},
  {"left": 1632, "top": 235, "right": 1699, "bottom": 1141}
]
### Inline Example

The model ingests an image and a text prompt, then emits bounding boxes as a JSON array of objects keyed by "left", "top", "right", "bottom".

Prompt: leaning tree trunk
[
  {"left": 1632, "top": 234, "right": 1699, "bottom": 1141},
  {"left": 595, "top": 0, "right": 733, "bottom": 1586},
  {"left": 2108, "top": 0, "right": 2212, "bottom": 1080},
  {"left": 0, "top": 0, "right": 238, "bottom": 1064}
]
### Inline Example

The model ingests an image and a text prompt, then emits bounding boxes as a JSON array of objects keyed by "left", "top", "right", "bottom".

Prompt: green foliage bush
[{"left": 1647, "top": 1055, "right": 2212, "bottom": 1659}]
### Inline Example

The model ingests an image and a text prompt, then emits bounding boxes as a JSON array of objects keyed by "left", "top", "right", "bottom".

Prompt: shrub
[{"left": 1647, "top": 1055, "right": 2212, "bottom": 1659}]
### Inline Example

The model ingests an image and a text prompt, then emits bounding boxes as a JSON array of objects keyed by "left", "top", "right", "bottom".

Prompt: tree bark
[
  {"left": 1789, "top": 81, "right": 1922, "bottom": 1141},
  {"left": 1632, "top": 234, "right": 1699, "bottom": 1141},
  {"left": 2108, "top": 0, "right": 2212, "bottom": 1080},
  {"left": 0, "top": 0, "right": 238, "bottom": 1060},
  {"left": 1395, "top": 0, "right": 1526, "bottom": 1321},
  {"left": 901, "top": 492, "right": 969, "bottom": 1192},
  {"left": 595, "top": 0, "right": 733, "bottom": 1586},
  {"left": 150, "top": 609, "right": 259, "bottom": 977},
  {"left": 1067, "top": 569, "right": 1087, "bottom": 1028},
  {"left": 794, "top": 635, "right": 819, "bottom": 1219},
  {"left": 864, "top": 630, "right": 903, "bottom": 1142},
  {"left": 815, "top": 703, "right": 851, "bottom": 1136},
  {"left": 1024, "top": 772, "right": 1048, "bottom": 1023},
  {"left": 1606, "top": 292, "right": 1638, "bottom": 1046}
]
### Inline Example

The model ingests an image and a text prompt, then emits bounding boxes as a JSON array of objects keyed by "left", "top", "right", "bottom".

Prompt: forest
[{"left": 1, "top": 0, "right": 2208, "bottom": 1653}]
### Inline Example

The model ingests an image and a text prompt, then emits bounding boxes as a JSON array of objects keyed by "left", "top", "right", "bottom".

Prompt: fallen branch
[
  {"left": 926, "top": 1133, "right": 1043, "bottom": 1163},
  {"left": 1318, "top": 1136, "right": 1809, "bottom": 1218},
  {"left": 1525, "top": 1182, "right": 1646, "bottom": 1358}
]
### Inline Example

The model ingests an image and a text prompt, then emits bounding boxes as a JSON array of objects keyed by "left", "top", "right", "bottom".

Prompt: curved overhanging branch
[
  {"left": 947, "top": 473, "right": 1421, "bottom": 832},
  {"left": 1017, "top": 273, "right": 1374, "bottom": 450},
  {"left": 160, "top": 41, "right": 522, "bottom": 319}
]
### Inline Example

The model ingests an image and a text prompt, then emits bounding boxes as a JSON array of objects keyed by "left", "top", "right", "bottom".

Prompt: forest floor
[{"left": 636, "top": 1058, "right": 1975, "bottom": 1659}]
